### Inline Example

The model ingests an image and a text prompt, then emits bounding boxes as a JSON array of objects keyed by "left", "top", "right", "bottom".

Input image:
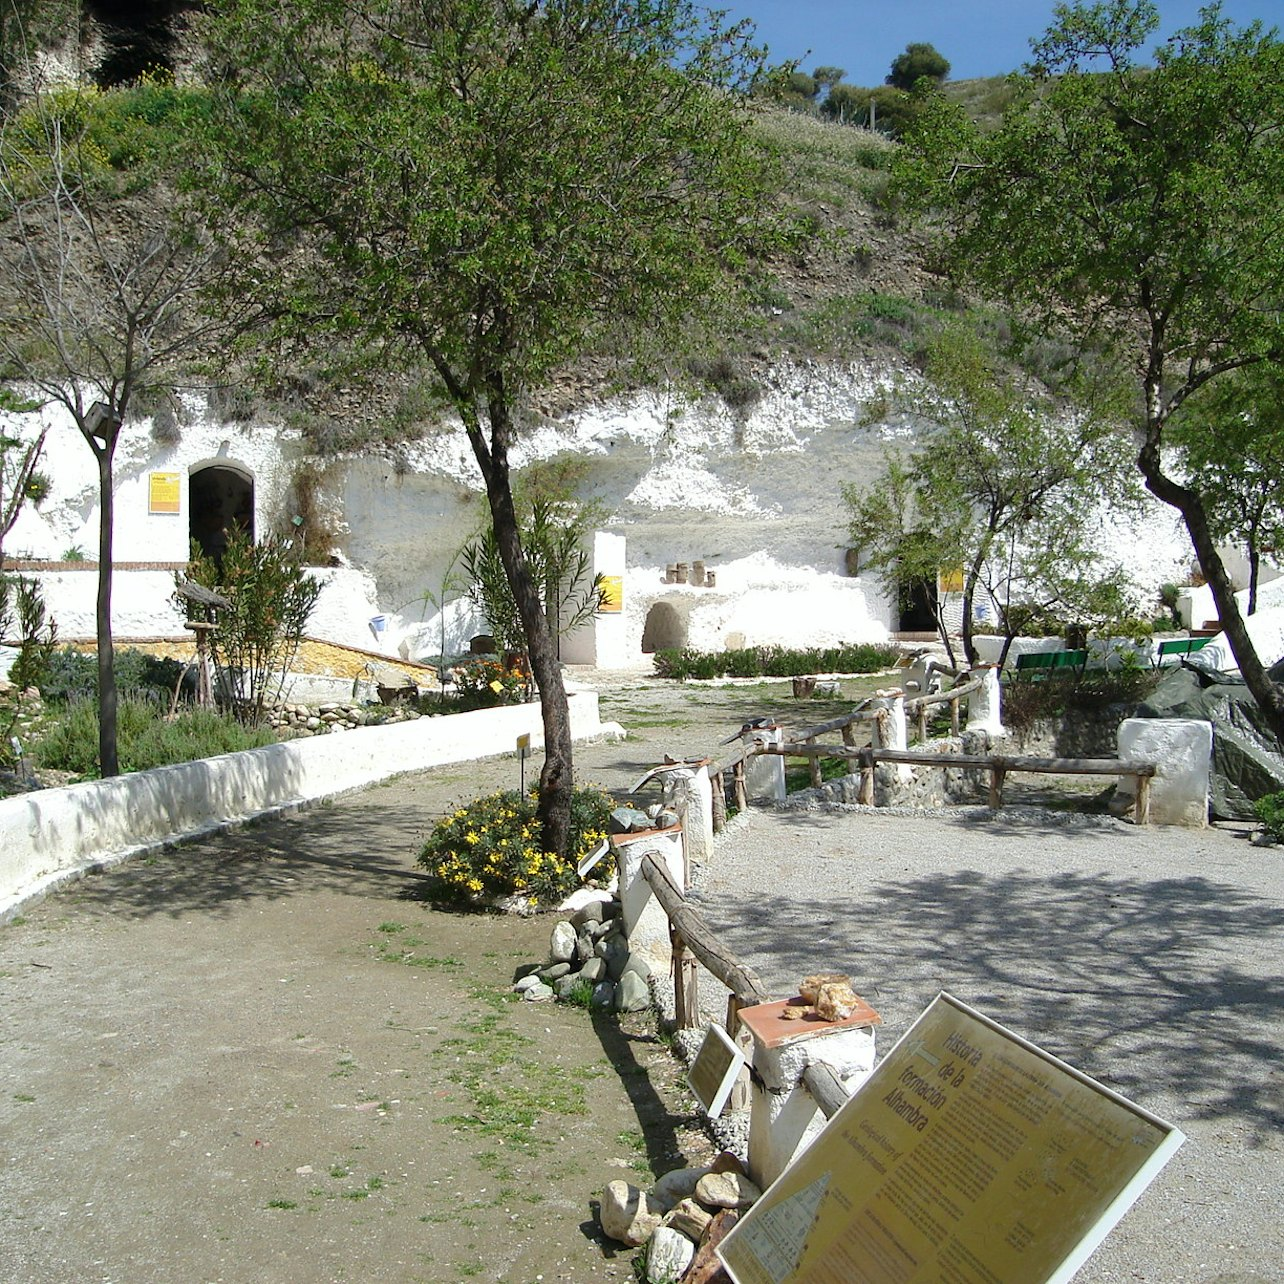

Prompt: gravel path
[{"left": 688, "top": 802, "right": 1283, "bottom": 1284}]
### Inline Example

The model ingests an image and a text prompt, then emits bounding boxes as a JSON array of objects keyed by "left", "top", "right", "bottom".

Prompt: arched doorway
[
  {"left": 189, "top": 463, "right": 255, "bottom": 563},
  {"left": 898, "top": 576, "right": 938, "bottom": 632},
  {"left": 641, "top": 600, "right": 688, "bottom": 653}
]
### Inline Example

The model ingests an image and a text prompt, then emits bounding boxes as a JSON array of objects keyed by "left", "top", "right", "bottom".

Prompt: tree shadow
[{"left": 693, "top": 852, "right": 1284, "bottom": 1142}]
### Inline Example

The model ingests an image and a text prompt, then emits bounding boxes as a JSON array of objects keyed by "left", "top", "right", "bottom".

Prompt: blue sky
[{"left": 715, "top": 1, "right": 1284, "bottom": 87}]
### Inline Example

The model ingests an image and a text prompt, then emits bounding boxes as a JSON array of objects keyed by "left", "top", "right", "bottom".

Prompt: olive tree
[
  {"left": 896, "top": 1, "right": 1284, "bottom": 738},
  {"left": 198, "top": 0, "right": 779, "bottom": 856}
]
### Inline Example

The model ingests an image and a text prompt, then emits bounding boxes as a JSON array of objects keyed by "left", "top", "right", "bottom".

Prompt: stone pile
[
  {"left": 512, "top": 893, "right": 652, "bottom": 1014},
  {"left": 266, "top": 700, "right": 423, "bottom": 736},
  {"left": 598, "top": 1151, "right": 762, "bottom": 1283}
]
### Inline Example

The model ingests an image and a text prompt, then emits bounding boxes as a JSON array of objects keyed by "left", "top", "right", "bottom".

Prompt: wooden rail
[
  {"left": 903, "top": 676, "right": 982, "bottom": 743},
  {"left": 762, "top": 743, "right": 1156, "bottom": 823},
  {"left": 639, "top": 852, "right": 852, "bottom": 1120}
]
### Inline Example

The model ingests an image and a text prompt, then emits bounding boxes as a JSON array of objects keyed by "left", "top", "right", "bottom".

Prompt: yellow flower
[{"left": 465, "top": 831, "right": 480, "bottom": 845}]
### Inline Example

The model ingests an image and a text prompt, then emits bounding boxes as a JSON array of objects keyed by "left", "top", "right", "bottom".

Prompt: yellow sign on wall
[
  {"left": 938, "top": 566, "right": 965, "bottom": 593},
  {"left": 599, "top": 575, "right": 623, "bottom": 613},
  {"left": 149, "top": 472, "right": 181, "bottom": 515}
]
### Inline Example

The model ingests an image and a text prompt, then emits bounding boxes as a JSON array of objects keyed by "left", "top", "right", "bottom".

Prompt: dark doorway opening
[
  {"left": 189, "top": 465, "right": 254, "bottom": 566},
  {"left": 898, "top": 577, "right": 938, "bottom": 632}
]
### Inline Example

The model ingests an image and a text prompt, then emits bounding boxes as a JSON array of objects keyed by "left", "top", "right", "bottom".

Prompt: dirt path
[{"left": 0, "top": 671, "right": 874, "bottom": 1284}]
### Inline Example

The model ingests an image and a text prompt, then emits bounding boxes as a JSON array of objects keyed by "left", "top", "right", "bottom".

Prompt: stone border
[{"left": 0, "top": 691, "right": 611, "bottom": 920}]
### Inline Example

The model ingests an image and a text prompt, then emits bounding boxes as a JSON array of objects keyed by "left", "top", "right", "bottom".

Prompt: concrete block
[{"left": 1117, "top": 717, "right": 1212, "bottom": 827}]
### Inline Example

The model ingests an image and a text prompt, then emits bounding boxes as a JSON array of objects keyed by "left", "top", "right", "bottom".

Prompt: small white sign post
[{"left": 688, "top": 1023, "right": 747, "bottom": 1120}]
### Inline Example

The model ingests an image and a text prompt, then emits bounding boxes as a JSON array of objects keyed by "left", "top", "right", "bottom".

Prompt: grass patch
[
  {"left": 265, "top": 1198, "right": 298, "bottom": 1210},
  {"left": 368, "top": 926, "right": 463, "bottom": 970}
]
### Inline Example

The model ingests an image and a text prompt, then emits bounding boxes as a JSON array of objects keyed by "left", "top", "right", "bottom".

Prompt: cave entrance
[
  {"left": 898, "top": 576, "right": 939, "bottom": 632},
  {"left": 189, "top": 464, "right": 255, "bottom": 565},
  {"left": 641, "top": 600, "right": 688, "bottom": 653}
]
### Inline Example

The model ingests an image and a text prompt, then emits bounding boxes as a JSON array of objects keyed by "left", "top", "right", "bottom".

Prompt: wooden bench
[{"left": 1012, "top": 648, "right": 1088, "bottom": 679}]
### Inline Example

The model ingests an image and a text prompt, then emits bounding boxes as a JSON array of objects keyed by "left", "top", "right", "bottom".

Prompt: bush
[
  {"left": 39, "top": 645, "right": 194, "bottom": 706},
  {"left": 418, "top": 785, "right": 616, "bottom": 907},
  {"left": 32, "top": 697, "right": 276, "bottom": 778},
  {"left": 652, "top": 642, "right": 900, "bottom": 681},
  {"left": 1001, "top": 669, "right": 1161, "bottom": 732},
  {"left": 1254, "top": 792, "right": 1284, "bottom": 843},
  {"left": 446, "top": 656, "right": 530, "bottom": 710}
]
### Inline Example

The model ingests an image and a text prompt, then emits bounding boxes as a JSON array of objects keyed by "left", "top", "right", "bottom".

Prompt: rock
[
  {"left": 650, "top": 1167, "right": 708, "bottom": 1211},
  {"left": 709, "top": 1151, "right": 747, "bottom": 1176},
  {"left": 580, "top": 956, "right": 607, "bottom": 984},
  {"left": 575, "top": 931, "right": 596, "bottom": 963},
  {"left": 615, "top": 970, "right": 650, "bottom": 1012},
  {"left": 662, "top": 1197, "right": 712, "bottom": 1241},
  {"left": 815, "top": 979, "right": 861, "bottom": 1022},
  {"left": 590, "top": 980, "right": 616, "bottom": 1009},
  {"left": 685, "top": 1208, "right": 741, "bottom": 1284},
  {"left": 570, "top": 898, "right": 611, "bottom": 928},
  {"left": 560, "top": 887, "right": 615, "bottom": 916},
  {"left": 597, "top": 932, "right": 630, "bottom": 980},
  {"left": 553, "top": 974, "right": 582, "bottom": 1001},
  {"left": 646, "top": 1226, "right": 695, "bottom": 1283},
  {"left": 522, "top": 982, "right": 555, "bottom": 1002},
  {"left": 549, "top": 920, "right": 577, "bottom": 963},
  {"left": 599, "top": 1180, "right": 663, "bottom": 1247},
  {"left": 513, "top": 974, "right": 544, "bottom": 993},
  {"left": 623, "top": 954, "right": 653, "bottom": 981},
  {"left": 539, "top": 961, "right": 572, "bottom": 982},
  {"left": 654, "top": 809, "right": 679, "bottom": 829},
  {"left": 799, "top": 972, "right": 849, "bottom": 1004},
  {"left": 695, "top": 1171, "right": 761, "bottom": 1210},
  {"left": 610, "top": 806, "right": 652, "bottom": 834}
]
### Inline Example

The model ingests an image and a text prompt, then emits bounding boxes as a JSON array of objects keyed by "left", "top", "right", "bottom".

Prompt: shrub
[
  {"left": 32, "top": 697, "right": 276, "bottom": 778},
  {"left": 651, "top": 642, "right": 900, "bottom": 681},
  {"left": 40, "top": 646, "right": 193, "bottom": 707},
  {"left": 1254, "top": 792, "right": 1284, "bottom": 843},
  {"left": 1001, "top": 669, "right": 1161, "bottom": 732},
  {"left": 447, "top": 656, "right": 529, "bottom": 710},
  {"left": 418, "top": 785, "right": 616, "bottom": 906}
]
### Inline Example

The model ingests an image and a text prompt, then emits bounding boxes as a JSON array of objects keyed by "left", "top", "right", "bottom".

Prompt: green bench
[
  {"left": 1012, "top": 648, "right": 1088, "bottom": 679},
  {"left": 1154, "top": 636, "right": 1214, "bottom": 666}
]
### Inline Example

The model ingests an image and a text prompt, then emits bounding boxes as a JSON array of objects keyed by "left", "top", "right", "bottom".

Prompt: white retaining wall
[{"left": 0, "top": 690, "right": 606, "bottom": 919}]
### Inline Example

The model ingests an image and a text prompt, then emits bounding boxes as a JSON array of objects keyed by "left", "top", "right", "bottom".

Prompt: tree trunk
[
  {"left": 464, "top": 384, "right": 574, "bottom": 859},
  {"left": 95, "top": 439, "right": 119, "bottom": 777},
  {"left": 1139, "top": 438, "right": 1284, "bottom": 741}
]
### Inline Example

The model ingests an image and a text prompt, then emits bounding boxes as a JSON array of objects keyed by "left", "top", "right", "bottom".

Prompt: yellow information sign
[
  {"left": 148, "top": 472, "right": 181, "bottom": 515},
  {"left": 719, "top": 993, "right": 1183, "bottom": 1284},
  {"left": 937, "top": 566, "right": 965, "bottom": 594},
  {"left": 599, "top": 575, "right": 623, "bottom": 613}
]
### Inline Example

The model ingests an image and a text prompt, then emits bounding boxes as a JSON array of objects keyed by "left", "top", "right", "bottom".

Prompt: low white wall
[{"left": 0, "top": 690, "right": 605, "bottom": 919}]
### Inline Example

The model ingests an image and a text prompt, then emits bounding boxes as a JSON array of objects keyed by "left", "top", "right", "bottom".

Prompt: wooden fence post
[
  {"left": 671, "top": 927, "right": 700, "bottom": 1030},
  {"left": 989, "top": 764, "right": 1007, "bottom": 809},
  {"left": 711, "top": 770, "right": 726, "bottom": 833},
  {"left": 859, "top": 748, "right": 875, "bottom": 805},
  {"left": 733, "top": 760, "right": 748, "bottom": 812}
]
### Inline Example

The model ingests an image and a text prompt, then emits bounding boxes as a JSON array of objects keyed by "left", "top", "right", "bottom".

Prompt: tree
[
  {"left": 1171, "top": 366, "right": 1284, "bottom": 616},
  {"left": 896, "top": 1, "right": 1284, "bottom": 739},
  {"left": 199, "top": 0, "right": 779, "bottom": 857},
  {"left": 0, "top": 86, "right": 248, "bottom": 774},
  {"left": 844, "top": 325, "right": 1132, "bottom": 666},
  {"left": 887, "top": 41, "right": 949, "bottom": 91},
  {"left": 0, "top": 387, "right": 50, "bottom": 557}
]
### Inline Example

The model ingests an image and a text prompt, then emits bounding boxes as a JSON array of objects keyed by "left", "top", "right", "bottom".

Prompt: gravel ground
[{"left": 686, "top": 801, "right": 1284, "bottom": 1284}]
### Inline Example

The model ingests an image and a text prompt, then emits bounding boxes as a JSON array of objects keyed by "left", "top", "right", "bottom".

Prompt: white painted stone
[
  {"left": 613, "top": 829, "right": 684, "bottom": 963},
  {"left": 1117, "top": 717, "right": 1213, "bottom": 827},
  {"left": 679, "top": 765, "right": 715, "bottom": 874},
  {"left": 965, "top": 665, "right": 1005, "bottom": 737},
  {"left": 646, "top": 1226, "right": 695, "bottom": 1283}
]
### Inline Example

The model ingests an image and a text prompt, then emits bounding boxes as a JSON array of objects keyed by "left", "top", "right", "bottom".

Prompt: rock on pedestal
[{"left": 965, "top": 664, "right": 1005, "bottom": 737}]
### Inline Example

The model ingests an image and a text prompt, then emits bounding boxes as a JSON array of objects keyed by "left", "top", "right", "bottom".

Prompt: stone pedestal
[
  {"left": 1117, "top": 717, "right": 1212, "bottom": 827},
  {"left": 744, "top": 725, "right": 786, "bottom": 804},
  {"left": 737, "top": 999, "right": 878, "bottom": 1189},
  {"left": 676, "top": 765, "right": 714, "bottom": 876},
  {"left": 613, "top": 828, "right": 685, "bottom": 967}
]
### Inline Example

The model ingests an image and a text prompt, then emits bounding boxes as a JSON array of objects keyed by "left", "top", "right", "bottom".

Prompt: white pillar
[
  {"left": 966, "top": 664, "right": 1005, "bottom": 737},
  {"left": 745, "top": 1025, "right": 877, "bottom": 1189},
  {"left": 613, "top": 829, "right": 685, "bottom": 969},
  {"left": 1117, "top": 717, "right": 1212, "bottom": 827},
  {"left": 675, "top": 765, "right": 714, "bottom": 877},
  {"left": 744, "top": 725, "right": 786, "bottom": 804}
]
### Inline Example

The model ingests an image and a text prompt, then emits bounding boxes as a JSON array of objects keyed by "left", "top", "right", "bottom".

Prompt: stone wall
[{"left": 1003, "top": 705, "right": 1135, "bottom": 758}]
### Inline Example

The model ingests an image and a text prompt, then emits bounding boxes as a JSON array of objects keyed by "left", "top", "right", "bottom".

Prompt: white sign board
[{"left": 688, "top": 1023, "right": 747, "bottom": 1119}]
